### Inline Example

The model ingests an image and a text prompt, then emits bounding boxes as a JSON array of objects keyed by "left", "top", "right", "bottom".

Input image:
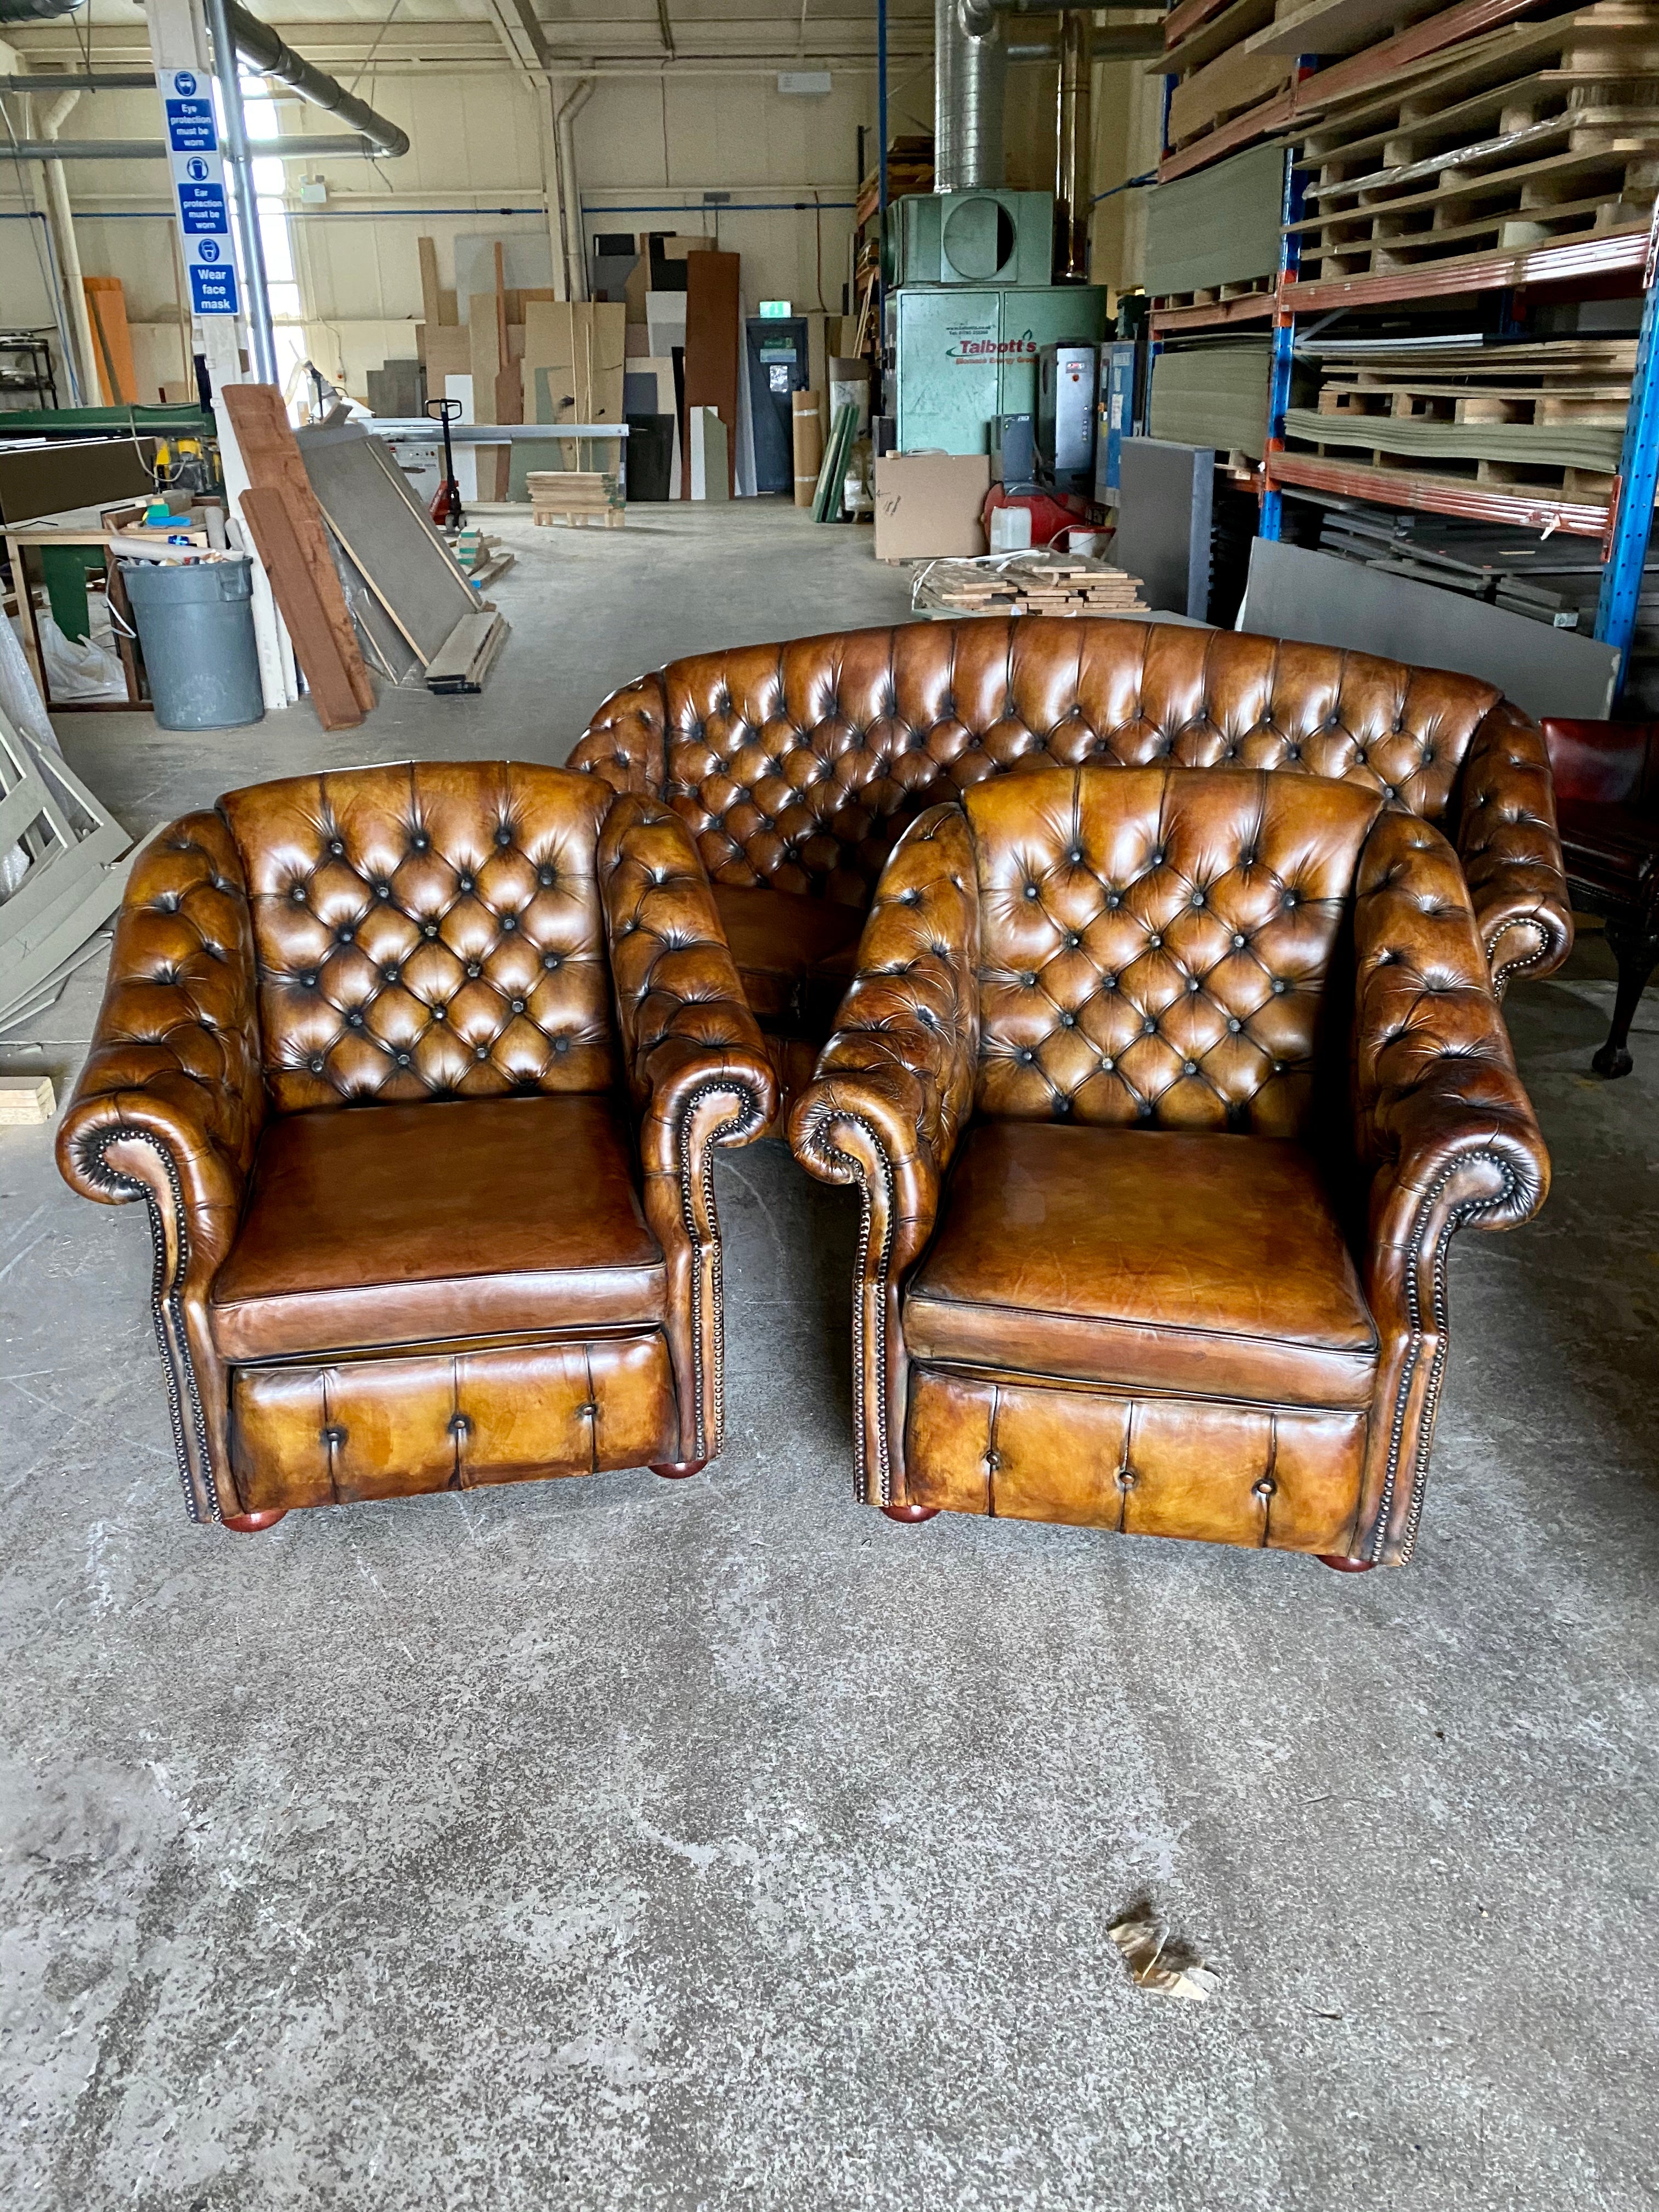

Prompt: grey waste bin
[{"left": 121, "top": 555, "right": 265, "bottom": 731}]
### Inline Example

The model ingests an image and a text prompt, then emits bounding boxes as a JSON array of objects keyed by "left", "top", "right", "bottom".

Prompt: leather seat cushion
[
  {"left": 1555, "top": 797, "right": 1658, "bottom": 901},
  {"left": 905, "top": 1121, "right": 1378, "bottom": 1409},
  {"left": 211, "top": 1093, "right": 665, "bottom": 1363},
  {"left": 713, "top": 882, "right": 866, "bottom": 1022}
]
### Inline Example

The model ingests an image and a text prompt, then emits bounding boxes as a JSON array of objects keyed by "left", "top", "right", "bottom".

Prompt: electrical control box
[
  {"left": 887, "top": 190, "right": 1056, "bottom": 289},
  {"left": 1094, "top": 341, "right": 1137, "bottom": 507},
  {"left": 887, "top": 285, "right": 1109, "bottom": 457},
  {"left": 1037, "top": 343, "right": 1098, "bottom": 490}
]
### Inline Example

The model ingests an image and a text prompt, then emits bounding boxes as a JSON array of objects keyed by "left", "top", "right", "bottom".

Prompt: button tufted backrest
[
  {"left": 573, "top": 619, "right": 1501, "bottom": 907},
  {"left": 218, "top": 763, "right": 619, "bottom": 1111},
  {"left": 964, "top": 765, "right": 1385, "bottom": 1137}
]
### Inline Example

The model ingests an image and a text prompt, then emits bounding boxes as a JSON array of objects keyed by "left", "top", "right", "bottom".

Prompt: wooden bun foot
[
  {"left": 881, "top": 1503, "right": 939, "bottom": 1523},
  {"left": 650, "top": 1459, "right": 708, "bottom": 1480},
  {"left": 1317, "top": 1553, "right": 1374, "bottom": 1573},
  {"left": 222, "top": 1509, "right": 287, "bottom": 1534}
]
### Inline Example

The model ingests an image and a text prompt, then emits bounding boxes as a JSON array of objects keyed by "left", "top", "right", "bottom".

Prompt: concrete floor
[{"left": 2, "top": 503, "right": 1655, "bottom": 2211}]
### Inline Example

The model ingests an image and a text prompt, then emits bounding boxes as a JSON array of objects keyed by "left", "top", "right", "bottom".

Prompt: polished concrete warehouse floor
[{"left": 2, "top": 504, "right": 1655, "bottom": 2211}]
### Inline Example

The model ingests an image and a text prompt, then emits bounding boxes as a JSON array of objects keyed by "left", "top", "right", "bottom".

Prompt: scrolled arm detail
[
  {"left": 55, "top": 812, "right": 265, "bottom": 1521},
  {"left": 568, "top": 672, "right": 669, "bottom": 798},
  {"left": 787, "top": 805, "right": 981, "bottom": 1506},
  {"left": 1457, "top": 700, "right": 1573, "bottom": 995},
  {"left": 1351, "top": 812, "right": 1551, "bottom": 1564},
  {"left": 598, "top": 791, "right": 777, "bottom": 1459}
]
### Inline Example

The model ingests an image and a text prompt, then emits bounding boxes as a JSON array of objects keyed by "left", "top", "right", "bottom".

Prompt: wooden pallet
[
  {"left": 1152, "top": 273, "right": 1278, "bottom": 310},
  {"left": 1295, "top": 176, "right": 1657, "bottom": 282},
  {"left": 1313, "top": 382, "right": 1630, "bottom": 424},
  {"left": 1284, "top": 424, "right": 1621, "bottom": 498},
  {"left": 527, "top": 469, "right": 624, "bottom": 528}
]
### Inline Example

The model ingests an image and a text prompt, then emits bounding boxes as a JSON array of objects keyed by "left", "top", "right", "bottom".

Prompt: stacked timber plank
[
  {"left": 1151, "top": 340, "right": 1277, "bottom": 460},
  {"left": 1160, "top": 0, "right": 1291, "bottom": 163},
  {"left": 1144, "top": 143, "right": 1288, "bottom": 325},
  {"left": 1283, "top": 336, "right": 1637, "bottom": 503},
  {"left": 914, "top": 555, "right": 1148, "bottom": 619},
  {"left": 527, "top": 471, "right": 625, "bottom": 527}
]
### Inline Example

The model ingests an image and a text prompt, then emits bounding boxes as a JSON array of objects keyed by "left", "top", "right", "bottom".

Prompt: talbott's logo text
[{"left": 949, "top": 334, "right": 1038, "bottom": 362}]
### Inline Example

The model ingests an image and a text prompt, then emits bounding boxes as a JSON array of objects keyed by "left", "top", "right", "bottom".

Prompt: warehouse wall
[{"left": 1, "top": 49, "right": 1153, "bottom": 407}]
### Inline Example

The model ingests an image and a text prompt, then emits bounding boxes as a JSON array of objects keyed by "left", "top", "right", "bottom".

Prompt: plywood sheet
[
  {"left": 684, "top": 251, "right": 741, "bottom": 497},
  {"left": 83, "top": 278, "right": 137, "bottom": 404},
  {"left": 1145, "top": 144, "right": 1286, "bottom": 296},
  {"left": 239, "top": 488, "right": 365, "bottom": 729},
  {"left": 296, "top": 424, "right": 477, "bottom": 664}
]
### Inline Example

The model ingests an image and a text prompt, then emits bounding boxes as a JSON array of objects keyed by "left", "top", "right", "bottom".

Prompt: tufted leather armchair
[
  {"left": 1539, "top": 718, "right": 1658, "bottom": 1078},
  {"left": 788, "top": 765, "right": 1549, "bottom": 1567},
  {"left": 57, "top": 763, "right": 776, "bottom": 1530},
  {"left": 570, "top": 619, "right": 1572, "bottom": 1116}
]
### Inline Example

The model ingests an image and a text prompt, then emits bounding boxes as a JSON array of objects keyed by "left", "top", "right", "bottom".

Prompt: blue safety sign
[
  {"left": 189, "top": 262, "right": 240, "bottom": 315},
  {"left": 177, "top": 183, "right": 229, "bottom": 234},
  {"left": 166, "top": 68, "right": 239, "bottom": 316},
  {"left": 165, "top": 98, "right": 217, "bottom": 153}
]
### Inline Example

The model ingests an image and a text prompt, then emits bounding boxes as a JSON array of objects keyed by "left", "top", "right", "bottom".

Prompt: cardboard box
[{"left": 873, "top": 454, "right": 990, "bottom": 562}]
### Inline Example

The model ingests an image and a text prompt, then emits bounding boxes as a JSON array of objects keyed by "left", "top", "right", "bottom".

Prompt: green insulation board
[
  {"left": 1150, "top": 341, "right": 1275, "bottom": 461},
  {"left": 1143, "top": 144, "right": 1287, "bottom": 298},
  {"left": 1282, "top": 408, "right": 1624, "bottom": 473}
]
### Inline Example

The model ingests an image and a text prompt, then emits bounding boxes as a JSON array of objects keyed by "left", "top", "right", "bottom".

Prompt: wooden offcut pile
[
  {"left": 527, "top": 471, "right": 625, "bottom": 527},
  {"left": 913, "top": 553, "right": 1148, "bottom": 619}
]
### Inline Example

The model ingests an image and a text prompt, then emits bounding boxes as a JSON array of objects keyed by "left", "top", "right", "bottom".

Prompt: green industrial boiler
[{"left": 886, "top": 284, "right": 1110, "bottom": 456}]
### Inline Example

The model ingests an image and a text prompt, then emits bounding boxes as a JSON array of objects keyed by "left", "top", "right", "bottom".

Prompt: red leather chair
[{"left": 1540, "top": 718, "right": 1658, "bottom": 1077}]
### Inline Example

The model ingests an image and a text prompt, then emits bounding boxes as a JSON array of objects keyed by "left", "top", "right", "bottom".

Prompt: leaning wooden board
[
  {"left": 238, "top": 488, "right": 367, "bottom": 729},
  {"left": 217, "top": 384, "right": 375, "bottom": 716},
  {"left": 683, "top": 251, "right": 741, "bottom": 497},
  {"left": 296, "top": 424, "right": 479, "bottom": 665}
]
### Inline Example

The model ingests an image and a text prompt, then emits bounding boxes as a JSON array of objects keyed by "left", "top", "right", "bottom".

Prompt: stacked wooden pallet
[
  {"left": 1283, "top": 336, "right": 1636, "bottom": 500},
  {"left": 1286, "top": 3, "right": 1659, "bottom": 284},
  {"left": 1160, "top": 0, "right": 1290, "bottom": 160},
  {"left": 527, "top": 471, "right": 625, "bottom": 528},
  {"left": 914, "top": 555, "right": 1148, "bottom": 619}
]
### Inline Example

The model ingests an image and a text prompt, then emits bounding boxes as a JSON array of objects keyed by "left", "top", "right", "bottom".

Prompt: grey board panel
[
  {"left": 1144, "top": 145, "right": 1286, "bottom": 298},
  {"left": 1150, "top": 341, "right": 1273, "bottom": 461},
  {"left": 1114, "top": 439, "right": 1214, "bottom": 620},
  {"left": 297, "top": 424, "right": 476, "bottom": 663},
  {"left": 1238, "top": 538, "right": 1618, "bottom": 722}
]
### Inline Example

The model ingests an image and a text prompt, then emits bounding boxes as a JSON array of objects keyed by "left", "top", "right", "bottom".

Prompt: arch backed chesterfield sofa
[
  {"left": 789, "top": 765, "right": 1550, "bottom": 1570},
  {"left": 570, "top": 619, "right": 1571, "bottom": 1110},
  {"left": 56, "top": 763, "right": 776, "bottom": 1530}
]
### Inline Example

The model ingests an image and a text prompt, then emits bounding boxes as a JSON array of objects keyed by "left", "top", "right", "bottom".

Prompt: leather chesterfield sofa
[
  {"left": 57, "top": 762, "right": 776, "bottom": 1530},
  {"left": 571, "top": 618, "right": 1572, "bottom": 1113},
  {"left": 788, "top": 764, "right": 1550, "bottom": 1568}
]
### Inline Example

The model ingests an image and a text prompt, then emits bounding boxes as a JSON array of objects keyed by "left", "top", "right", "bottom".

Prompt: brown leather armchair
[
  {"left": 57, "top": 763, "right": 776, "bottom": 1531},
  {"left": 571, "top": 619, "right": 1571, "bottom": 1114},
  {"left": 1539, "top": 717, "right": 1657, "bottom": 1077},
  {"left": 789, "top": 765, "right": 1550, "bottom": 1568}
]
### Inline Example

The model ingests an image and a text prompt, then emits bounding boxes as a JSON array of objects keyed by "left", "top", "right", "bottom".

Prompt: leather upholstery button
[
  {"left": 474, "top": 1045, "right": 489, "bottom": 1060},
  {"left": 1023, "top": 884, "right": 1039, "bottom": 900},
  {"left": 1059, "top": 1011, "right": 1076, "bottom": 1028},
  {"left": 382, "top": 965, "right": 399, "bottom": 983},
  {"left": 501, "top": 913, "right": 518, "bottom": 932},
  {"left": 1232, "top": 933, "right": 1246, "bottom": 949},
  {"left": 328, "top": 839, "right": 344, "bottom": 856},
  {"left": 301, "top": 970, "right": 318, "bottom": 988},
  {"left": 1147, "top": 935, "right": 1162, "bottom": 950},
  {"left": 347, "top": 1011, "right": 364, "bottom": 1028},
  {"left": 510, "top": 998, "right": 526, "bottom": 1014},
  {"left": 289, "top": 885, "right": 306, "bottom": 904},
  {"left": 1100, "top": 1054, "right": 1115, "bottom": 1071},
  {"left": 1272, "top": 979, "right": 1288, "bottom": 995},
  {"left": 543, "top": 952, "right": 562, "bottom": 970},
  {"left": 1117, "top": 1467, "right": 1138, "bottom": 1490},
  {"left": 411, "top": 832, "right": 430, "bottom": 852},
  {"left": 538, "top": 866, "right": 556, "bottom": 887},
  {"left": 394, "top": 1050, "right": 411, "bottom": 1066},
  {"left": 337, "top": 927, "right": 354, "bottom": 944},
  {"left": 422, "top": 922, "right": 439, "bottom": 938},
  {"left": 459, "top": 875, "right": 475, "bottom": 893},
  {"left": 321, "top": 1424, "right": 346, "bottom": 1446},
  {"left": 554, "top": 1037, "right": 569, "bottom": 1053},
  {"left": 495, "top": 826, "right": 513, "bottom": 847},
  {"left": 1252, "top": 1476, "right": 1277, "bottom": 1498},
  {"left": 1183, "top": 1059, "right": 1199, "bottom": 1075},
  {"left": 309, "top": 1056, "right": 325, "bottom": 1073},
  {"left": 1067, "top": 847, "right": 1083, "bottom": 864},
  {"left": 448, "top": 1412, "right": 472, "bottom": 1436},
  {"left": 1227, "top": 1017, "right": 1243, "bottom": 1034},
  {"left": 1105, "top": 892, "right": 1121, "bottom": 909},
  {"left": 1020, "top": 972, "right": 1036, "bottom": 987},
  {"left": 466, "top": 961, "right": 482, "bottom": 978},
  {"left": 1142, "top": 1018, "right": 1156, "bottom": 1035},
  {"left": 1018, "top": 1048, "right": 1035, "bottom": 1063}
]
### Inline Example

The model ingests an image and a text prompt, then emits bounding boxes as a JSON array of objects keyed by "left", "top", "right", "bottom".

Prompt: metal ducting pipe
[
  {"left": 0, "top": 0, "right": 84, "bottom": 19},
  {"left": 1053, "top": 8, "right": 1092, "bottom": 280},
  {"left": 938, "top": 0, "right": 1006, "bottom": 193},
  {"left": 4, "top": 134, "right": 385, "bottom": 158},
  {"left": 224, "top": 3, "right": 409, "bottom": 160}
]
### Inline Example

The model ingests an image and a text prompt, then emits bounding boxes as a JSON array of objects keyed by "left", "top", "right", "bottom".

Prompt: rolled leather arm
[
  {"left": 55, "top": 813, "right": 266, "bottom": 1523},
  {"left": 788, "top": 805, "right": 981, "bottom": 1506},
  {"left": 1351, "top": 812, "right": 1551, "bottom": 1565},
  {"left": 567, "top": 671, "right": 669, "bottom": 798},
  {"left": 1457, "top": 699, "right": 1573, "bottom": 995},
  {"left": 598, "top": 792, "right": 777, "bottom": 1462}
]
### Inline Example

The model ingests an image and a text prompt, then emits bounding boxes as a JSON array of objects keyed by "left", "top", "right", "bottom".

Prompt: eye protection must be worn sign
[{"left": 164, "top": 69, "right": 240, "bottom": 315}]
